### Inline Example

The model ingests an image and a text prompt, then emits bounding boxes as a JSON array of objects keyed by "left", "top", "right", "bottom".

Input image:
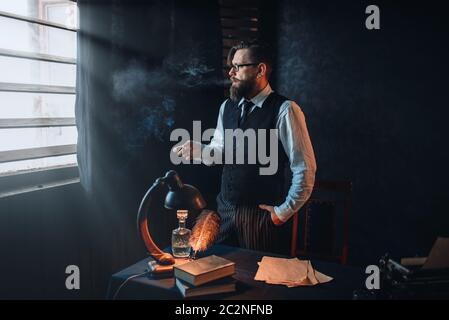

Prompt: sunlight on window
[
  {"left": 0, "top": 56, "right": 76, "bottom": 86},
  {"left": 0, "top": 0, "right": 78, "bottom": 28},
  {"left": 0, "top": 0, "right": 78, "bottom": 175},
  {"left": 0, "top": 154, "right": 77, "bottom": 175},
  {"left": 0, "top": 92, "right": 75, "bottom": 118}
]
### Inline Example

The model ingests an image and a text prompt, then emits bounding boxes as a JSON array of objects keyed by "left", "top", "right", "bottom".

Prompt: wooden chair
[{"left": 290, "top": 180, "right": 352, "bottom": 264}]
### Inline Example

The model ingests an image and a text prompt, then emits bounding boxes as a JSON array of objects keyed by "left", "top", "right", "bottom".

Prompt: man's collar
[{"left": 237, "top": 83, "right": 273, "bottom": 108}]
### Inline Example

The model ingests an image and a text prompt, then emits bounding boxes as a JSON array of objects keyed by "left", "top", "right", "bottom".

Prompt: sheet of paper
[
  {"left": 422, "top": 237, "right": 449, "bottom": 269},
  {"left": 254, "top": 256, "right": 333, "bottom": 287},
  {"left": 307, "top": 261, "right": 319, "bottom": 285},
  {"left": 255, "top": 257, "right": 308, "bottom": 283}
]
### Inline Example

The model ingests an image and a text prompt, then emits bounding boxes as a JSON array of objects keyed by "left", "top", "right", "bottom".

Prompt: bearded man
[{"left": 176, "top": 40, "right": 316, "bottom": 254}]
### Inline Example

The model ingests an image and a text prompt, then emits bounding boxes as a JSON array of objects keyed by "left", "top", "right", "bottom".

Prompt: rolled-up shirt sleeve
[
  {"left": 202, "top": 100, "right": 226, "bottom": 166},
  {"left": 274, "top": 101, "right": 317, "bottom": 222}
]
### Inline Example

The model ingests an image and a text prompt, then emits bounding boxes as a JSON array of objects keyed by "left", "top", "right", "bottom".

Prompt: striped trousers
[{"left": 216, "top": 193, "right": 291, "bottom": 255}]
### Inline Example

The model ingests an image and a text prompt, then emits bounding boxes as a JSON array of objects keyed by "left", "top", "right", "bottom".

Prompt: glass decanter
[{"left": 171, "top": 210, "right": 192, "bottom": 258}]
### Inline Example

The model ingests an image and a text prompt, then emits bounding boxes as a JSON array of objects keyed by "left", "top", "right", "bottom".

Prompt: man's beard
[{"left": 229, "top": 77, "right": 256, "bottom": 102}]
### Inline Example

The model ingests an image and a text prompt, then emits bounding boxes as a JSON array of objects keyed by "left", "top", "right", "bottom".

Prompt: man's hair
[{"left": 227, "top": 40, "right": 274, "bottom": 79}]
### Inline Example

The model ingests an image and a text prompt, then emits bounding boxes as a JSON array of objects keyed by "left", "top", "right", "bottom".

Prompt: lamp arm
[{"left": 137, "top": 178, "right": 175, "bottom": 265}]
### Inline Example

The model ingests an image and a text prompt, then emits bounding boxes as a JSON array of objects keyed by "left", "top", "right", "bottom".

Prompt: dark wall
[
  {"left": 0, "top": 185, "right": 96, "bottom": 298},
  {"left": 274, "top": 0, "right": 449, "bottom": 265}
]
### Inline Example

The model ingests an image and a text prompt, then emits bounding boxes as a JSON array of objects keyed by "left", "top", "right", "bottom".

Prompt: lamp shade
[{"left": 162, "top": 170, "right": 206, "bottom": 210}]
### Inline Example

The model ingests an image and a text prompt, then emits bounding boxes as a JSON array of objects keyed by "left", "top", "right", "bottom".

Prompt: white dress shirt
[{"left": 204, "top": 83, "right": 317, "bottom": 222}]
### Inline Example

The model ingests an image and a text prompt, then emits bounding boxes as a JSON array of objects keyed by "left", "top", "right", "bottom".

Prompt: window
[{"left": 0, "top": 0, "right": 79, "bottom": 196}]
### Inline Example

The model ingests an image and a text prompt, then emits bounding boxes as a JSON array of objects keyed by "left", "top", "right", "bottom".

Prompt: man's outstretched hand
[
  {"left": 259, "top": 204, "right": 284, "bottom": 226},
  {"left": 172, "top": 140, "right": 202, "bottom": 161}
]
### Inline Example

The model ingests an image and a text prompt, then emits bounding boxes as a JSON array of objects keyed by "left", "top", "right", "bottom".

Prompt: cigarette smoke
[{"left": 112, "top": 56, "right": 226, "bottom": 147}]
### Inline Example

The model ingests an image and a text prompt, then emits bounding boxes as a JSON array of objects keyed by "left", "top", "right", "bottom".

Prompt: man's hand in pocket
[{"left": 259, "top": 204, "right": 284, "bottom": 226}]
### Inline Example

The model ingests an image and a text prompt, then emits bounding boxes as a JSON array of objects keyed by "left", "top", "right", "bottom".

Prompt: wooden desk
[{"left": 107, "top": 245, "right": 364, "bottom": 300}]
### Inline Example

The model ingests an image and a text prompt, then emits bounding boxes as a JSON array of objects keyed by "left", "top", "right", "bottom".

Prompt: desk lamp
[{"left": 137, "top": 170, "right": 206, "bottom": 274}]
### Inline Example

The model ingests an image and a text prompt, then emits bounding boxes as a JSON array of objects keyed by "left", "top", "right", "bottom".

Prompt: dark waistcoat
[{"left": 220, "top": 92, "right": 290, "bottom": 206}]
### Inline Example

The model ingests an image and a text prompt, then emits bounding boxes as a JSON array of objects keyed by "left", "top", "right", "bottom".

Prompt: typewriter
[{"left": 379, "top": 237, "right": 449, "bottom": 299}]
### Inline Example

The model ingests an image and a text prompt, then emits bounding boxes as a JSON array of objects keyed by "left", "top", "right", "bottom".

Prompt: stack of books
[{"left": 173, "top": 255, "right": 236, "bottom": 298}]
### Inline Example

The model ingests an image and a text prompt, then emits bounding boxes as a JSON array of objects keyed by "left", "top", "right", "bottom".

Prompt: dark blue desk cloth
[{"left": 107, "top": 245, "right": 364, "bottom": 300}]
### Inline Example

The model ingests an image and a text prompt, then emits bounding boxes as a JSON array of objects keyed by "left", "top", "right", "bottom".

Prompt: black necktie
[{"left": 239, "top": 100, "right": 253, "bottom": 127}]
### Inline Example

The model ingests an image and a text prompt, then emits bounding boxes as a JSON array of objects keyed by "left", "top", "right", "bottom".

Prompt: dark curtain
[{"left": 75, "top": 0, "right": 223, "bottom": 296}]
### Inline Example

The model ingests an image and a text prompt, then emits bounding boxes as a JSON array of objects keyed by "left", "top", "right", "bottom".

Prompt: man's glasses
[{"left": 229, "top": 63, "right": 259, "bottom": 72}]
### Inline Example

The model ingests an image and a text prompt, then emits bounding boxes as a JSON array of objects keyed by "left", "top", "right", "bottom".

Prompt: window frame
[{"left": 0, "top": 0, "right": 79, "bottom": 197}]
